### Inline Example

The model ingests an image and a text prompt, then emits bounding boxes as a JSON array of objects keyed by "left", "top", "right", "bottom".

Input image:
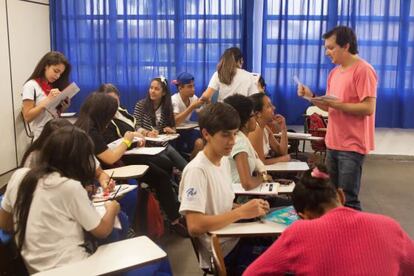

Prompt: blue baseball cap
[{"left": 172, "top": 72, "right": 194, "bottom": 85}]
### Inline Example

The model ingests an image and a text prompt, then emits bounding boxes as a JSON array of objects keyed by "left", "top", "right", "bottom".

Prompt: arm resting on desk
[
  {"left": 185, "top": 199, "right": 269, "bottom": 237},
  {"left": 234, "top": 152, "right": 262, "bottom": 190}
]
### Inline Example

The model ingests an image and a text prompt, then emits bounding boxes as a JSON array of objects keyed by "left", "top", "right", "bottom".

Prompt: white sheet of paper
[
  {"left": 145, "top": 134, "right": 180, "bottom": 143},
  {"left": 46, "top": 82, "right": 80, "bottom": 110},
  {"left": 107, "top": 137, "right": 144, "bottom": 150},
  {"left": 124, "top": 147, "right": 165, "bottom": 155},
  {"left": 94, "top": 205, "right": 122, "bottom": 229}
]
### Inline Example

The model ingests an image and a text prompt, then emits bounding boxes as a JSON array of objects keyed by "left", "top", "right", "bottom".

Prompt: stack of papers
[
  {"left": 46, "top": 82, "right": 80, "bottom": 110},
  {"left": 145, "top": 134, "right": 180, "bottom": 143}
]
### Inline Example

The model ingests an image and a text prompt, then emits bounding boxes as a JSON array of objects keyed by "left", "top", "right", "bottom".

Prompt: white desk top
[
  {"left": 274, "top": 132, "right": 324, "bottom": 141},
  {"left": 209, "top": 221, "right": 287, "bottom": 237},
  {"left": 176, "top": 121, "right": 199, "bottom": 130},
  {"left": 35, "top": 236, "right": 167, "bottom": 276},
  {"left": 104, "top": 165, "right": 149, "bottom": 179},
  {"left": 124, "top": 147, "right": 165, "bottom": 156},
  {"left": 265, "top": 162, "right": 309, "bottom": 172},
  {"left": 232, "top": 182, "right": 295, "bottom": 195}
]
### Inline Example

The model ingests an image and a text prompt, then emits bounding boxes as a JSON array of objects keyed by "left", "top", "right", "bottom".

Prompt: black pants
[{"left": 122, "top": 157, "right": 180, "bottom": 221}]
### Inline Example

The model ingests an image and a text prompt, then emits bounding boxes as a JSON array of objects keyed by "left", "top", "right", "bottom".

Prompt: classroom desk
[
  {"left": 274, "top": 132, "right": 324, "bottom": 141},
  {"left": 265, "top": 162, "right": 309, "bottom": 172},
  {"left": 209, "top": 221, "right": 287, "bottom": 238},
  {"left": 104, "top": 165, "right": 149, "bottom": 180},
  {"left": 176, "top": 121, "right": 199, "bottom": 130},
  {"left": 34, "top": 236, "right": 167, "bottom": 276},
  {"left": 232, "top": 182, "right": 295, "bottom": 196}
]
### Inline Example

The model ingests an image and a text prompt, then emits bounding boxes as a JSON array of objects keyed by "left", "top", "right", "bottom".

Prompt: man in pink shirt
[{"left": 298, "top": 26, "right": 377, "bottom": 210}]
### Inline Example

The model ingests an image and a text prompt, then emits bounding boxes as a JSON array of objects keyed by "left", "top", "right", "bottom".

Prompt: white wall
[{"left": 0, "top": 0, "right": 50, "bottom": 175}]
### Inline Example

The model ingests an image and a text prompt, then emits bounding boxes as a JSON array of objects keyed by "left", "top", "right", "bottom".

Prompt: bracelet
[{"left": 122, "top": 139, "right": 132, "bottom": 148}]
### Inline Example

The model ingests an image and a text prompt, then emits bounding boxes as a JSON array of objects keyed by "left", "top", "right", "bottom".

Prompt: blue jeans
[
  {"left": 325, "top": 149, "right": 365, "bottom": 210},
  {"left": 165, "top": 144, "right": 188, "bottom": 171}
]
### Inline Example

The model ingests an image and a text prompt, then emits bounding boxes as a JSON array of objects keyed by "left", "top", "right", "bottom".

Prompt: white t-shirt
[
  {"left": 155, "top": 106, "right": 162, "bottom": 126},
  {"left": 1, "top": 168, "right": 101, "bottom": 273},
  {"left": 171, "top": 93, "right": 199, "bottom": 122},
  {"left": 21, "top": 80, "right": 56, "bottom": 140},
  {"left": 229, "top": 131, "right": 258, "bottom": 183},
  {"left": 207, "top": 68, "right": 259, "bottom": 102},
  {"left": 179, "top": 151, "right": 238, "bottom": 268}
]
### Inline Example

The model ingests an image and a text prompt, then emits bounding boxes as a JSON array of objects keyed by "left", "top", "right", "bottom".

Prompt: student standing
[
  {"left": 0, "top": 126, "right": 120, "bottom": 273},
  {"left": 133, "top": 77, "right": 188, "bottom": 171},
  {"left": 201, "top": 47, "right": 259, "bottom": 102},
  {"left": 244, "top": 164, "right": 414, "bottom": 276},
  {"left": 297, "top": 26, "right": 377, "bottom": 210},
  {"left": 179, "top": 103, "right": 270, "bottom": 274},
  {"left": 21, "top": 51, "right": 71, "bottom": 139}
]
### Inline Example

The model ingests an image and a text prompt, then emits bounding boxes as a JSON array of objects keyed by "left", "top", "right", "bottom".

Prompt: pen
[
  {"left": 105, "top": 171, "right": 114, "bottom": 192},
  {"left": 111, "top": 185, "right": 122, "bottom": 200}
]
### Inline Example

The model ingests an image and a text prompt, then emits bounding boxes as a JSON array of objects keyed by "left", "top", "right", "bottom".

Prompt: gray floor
[{"left": 161, "top": 157, "right": 414, "bottom": 275}]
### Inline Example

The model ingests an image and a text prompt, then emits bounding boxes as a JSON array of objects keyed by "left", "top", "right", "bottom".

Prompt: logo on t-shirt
[{"left": 185, "top": 188, "right": 197, "bottom": 201}]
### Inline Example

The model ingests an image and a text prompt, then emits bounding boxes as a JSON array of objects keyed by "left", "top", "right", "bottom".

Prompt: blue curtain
[
  {"left": 50, "top": 0, "right": 246, "bottom": 113},
  {"left": 261, "top": 0, "right": 414, "bottom": 128}
]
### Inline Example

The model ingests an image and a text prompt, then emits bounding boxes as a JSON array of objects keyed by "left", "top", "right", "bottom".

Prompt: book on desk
[{"left": 264, "top": 206, "right": 299, "bottom": 226}]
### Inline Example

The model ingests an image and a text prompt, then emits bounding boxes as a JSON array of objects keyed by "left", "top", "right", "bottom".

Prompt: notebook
[{"left": 264, "top": 206, "right": 299, "bottom": 226}]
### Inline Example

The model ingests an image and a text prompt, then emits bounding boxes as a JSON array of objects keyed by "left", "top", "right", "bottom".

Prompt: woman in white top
[
  {"left": 0, "top": 126, "right": 120, "bottom": 273},
  {"left": 224, "top": 94, "right": 270, "bottom": 190},
  {"left": 201, "top": 47, "right": 259, "bottom": 102},
  {"left": 248, "top": 93, "right": 290, "bottom": 165},
  {"left": 21, "top": 51, "right": 72, "bottom": 140}
]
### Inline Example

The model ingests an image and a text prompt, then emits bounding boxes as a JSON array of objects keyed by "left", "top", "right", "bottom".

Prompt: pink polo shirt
[
  {"left": 325, "top": 59, "right": 377, "bottom": 154},
  {"left": 244, "top": 207, "right": 414, "bottom": 276}
]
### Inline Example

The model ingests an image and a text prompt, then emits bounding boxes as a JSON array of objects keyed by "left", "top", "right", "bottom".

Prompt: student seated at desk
[
  {"left": 21, "top": 51, "right": 71, "bottom": 140},
  {"left": 20, "top": 118, "right": 115, "bottom": 192},
  {"left": 76, "top": 93, "right": 187, "bottom": 236},
  {"left": 223, "top": 94, "right": 269, "bottom": 189},
  {"left": 0, "top": 126, "right": 120, "bottom": 273},
  {"left": 171, "top": 72, "right": 204, "bottom": 159},
  {"left": 133, "top": 77, "right": 188, "bottom": 171},
  {"left": 179, "top": 103, "right": 270, "bottom": 274},
  {"left": 97, "top": 83, "right": 174, "bottom": 174},
  {"left": 248, "top": 93, "right": 290, "bottom": 165},
  {"left": 244, "top": 164, "right": 414, "bottom": 276}
]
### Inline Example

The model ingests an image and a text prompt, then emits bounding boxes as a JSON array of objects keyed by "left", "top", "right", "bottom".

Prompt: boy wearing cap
[
  {"left": 171, "top": 72, "right": 204, "bottom": 126},
  {"left": 172, "top": 72, "right": 204, "bottom": 158}
]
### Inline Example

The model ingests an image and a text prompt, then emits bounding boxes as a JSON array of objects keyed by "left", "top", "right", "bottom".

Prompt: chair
[
  {"left": 210, "top": 234, "right": 227, "bottom": 276},
  {"left": 190, "top": 236, "right": 214, "bottom": 275},
  {"left": 20, "top": 111, "right": 34, "bottom": 143},
  {"left": 303, "top": 106, "right": 328, "bottom": 157}
]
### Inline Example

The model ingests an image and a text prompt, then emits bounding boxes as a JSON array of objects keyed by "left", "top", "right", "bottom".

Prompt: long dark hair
[
  {"left": 20, "top": 118, "right": 72, "bottom": 167},
  {"left": 249, "top": 92, "right": 266, "bottom": 112},
  {"left": 292, "top": 164, "right": 337, "bottom": 216},
  {"left": 97, "top": 83, "right": 120, "bottom": 97},
  {"left": 143, "top": 77, "right": 175, "bottom": 127},
  {"left": 14, "top": 126, "right": 96, "bottom": 250},
  {"left": 224, "top": 94, "right": 253, "bottom": 130},
  {"left": 27, "top": 51, "right": 71, "bottom": 90},
  {"left": 75, "top": 92, "right": 118, "bottom": 133},
  {"left": 217, "top": 47, "right": 243, "bottom": 85}
]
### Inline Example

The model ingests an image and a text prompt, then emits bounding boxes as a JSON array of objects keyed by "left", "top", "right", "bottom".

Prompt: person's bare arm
[
  {"left": 320, "top": 97, "right": 376, "bottom": 116},
  {"left": 0, "top": 208, "right": 13, "bottom": 233},
  {"left": 234, "top": 152, "right": 262, "bottom": 190},
  {"left": 185, "top": 199, "right": 269, "bottom": 236}
]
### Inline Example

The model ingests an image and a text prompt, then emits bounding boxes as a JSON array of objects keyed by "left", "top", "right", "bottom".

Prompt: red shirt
[
  {"left": 325, "top": 59, "right": 377, "bottom": 154},
  {"left": 244, "top": 207, "right": 414, "bottom": 276}
]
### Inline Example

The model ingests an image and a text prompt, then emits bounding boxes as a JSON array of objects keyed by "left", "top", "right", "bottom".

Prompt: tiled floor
[{"left": 162, "top": 157, "right": 414, "bottom": 275}]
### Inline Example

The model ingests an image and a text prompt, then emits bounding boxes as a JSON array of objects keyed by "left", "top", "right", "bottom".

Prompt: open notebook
[{"left": 92, "top": 184, "right": 137, "bottom": 202}]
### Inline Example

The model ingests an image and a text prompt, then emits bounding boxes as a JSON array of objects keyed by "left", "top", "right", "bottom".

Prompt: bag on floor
[{"left": 136, "top": 187, "right": 165, "bottom": 239}]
